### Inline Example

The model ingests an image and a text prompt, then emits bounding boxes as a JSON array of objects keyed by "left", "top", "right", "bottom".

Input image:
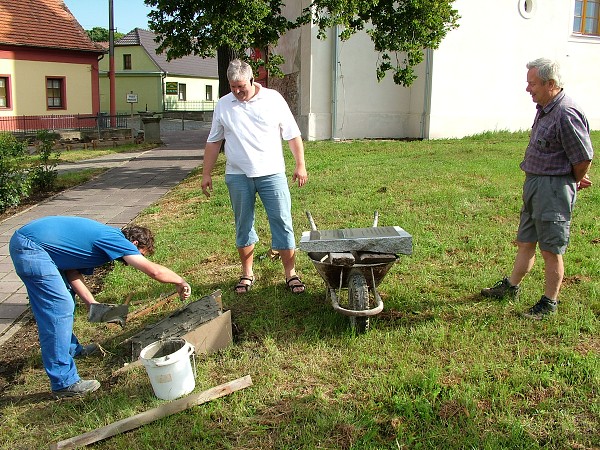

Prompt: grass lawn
[{"left": 1, "top": 132, "right": 598, "bottom": 449}]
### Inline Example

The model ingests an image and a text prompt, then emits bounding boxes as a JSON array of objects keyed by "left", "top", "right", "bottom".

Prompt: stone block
[
  {"left": 300, "top": 226, "right": 412, "bottom": 255},
  {"left": 126, "top": 290, "right": 232, "bottom": 360}
]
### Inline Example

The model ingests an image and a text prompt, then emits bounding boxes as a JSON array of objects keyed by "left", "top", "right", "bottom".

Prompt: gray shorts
[{"left": 516, "top": 174, "right": 577, "bottom": 254}]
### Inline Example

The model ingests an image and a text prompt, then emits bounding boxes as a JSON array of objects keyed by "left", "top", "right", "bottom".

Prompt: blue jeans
[
  {"left": 9, "top": 232, "right": 84, "bottom": 391},
  {"left": 225, "top": 172, "right": 296, "bottom": 250}
]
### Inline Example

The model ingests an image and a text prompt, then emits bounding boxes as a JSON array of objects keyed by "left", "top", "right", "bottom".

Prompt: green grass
[
  {"left": 1, "top": 132, "right": 598, "bottom": 449},
  {"left": 25, "top": 142, "right": 154, "bottom": 165}
]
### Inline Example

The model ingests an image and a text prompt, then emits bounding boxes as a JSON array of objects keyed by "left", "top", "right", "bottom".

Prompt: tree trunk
[{"left": 217, "top": 46, "right": 239, "bottom": 98}]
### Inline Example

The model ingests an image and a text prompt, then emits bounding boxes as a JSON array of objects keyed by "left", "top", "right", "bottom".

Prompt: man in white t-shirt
[{"left": 201, "top": 59, "right": 308, "bottom": 295}]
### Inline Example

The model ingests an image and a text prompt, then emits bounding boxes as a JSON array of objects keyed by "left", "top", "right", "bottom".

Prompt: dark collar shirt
[{"left": 520, "top": 90, "right": 594, "bottom": 176}]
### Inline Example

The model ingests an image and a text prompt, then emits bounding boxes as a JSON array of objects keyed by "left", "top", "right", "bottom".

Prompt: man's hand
[
  {"left": 201, "top": 176, "right": 213, "bottom": 198},
  {"left": 577, "top": 174, "right": 592, "bottom": 190},
  {"left": 177, "top": 282, "right": 192, "bottom": 301},
  {"left": 292, "top": 166, "right": 308, "bottom": 187}
]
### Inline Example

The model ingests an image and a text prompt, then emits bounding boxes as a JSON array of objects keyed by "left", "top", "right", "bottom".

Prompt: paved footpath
[{"left": 0, "top": 122, "right": 210, "bottom": 345}]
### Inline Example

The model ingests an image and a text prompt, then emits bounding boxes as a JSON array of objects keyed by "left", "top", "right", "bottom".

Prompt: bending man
[{"left": 9, "top": 215, "right": 192, "bottom": 398}]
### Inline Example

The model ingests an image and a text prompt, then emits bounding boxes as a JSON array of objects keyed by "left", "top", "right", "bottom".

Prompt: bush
[
  {"left": 0, "top": 132, "right": 31, "bottom": 213},
  {"left": 30, "top": 130, "right": 61, "bottom": 191}
]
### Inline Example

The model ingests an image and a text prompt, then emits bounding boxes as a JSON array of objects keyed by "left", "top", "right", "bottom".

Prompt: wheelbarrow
[{"left": 299, "top": 211, "right": 412, "bottom": 332}]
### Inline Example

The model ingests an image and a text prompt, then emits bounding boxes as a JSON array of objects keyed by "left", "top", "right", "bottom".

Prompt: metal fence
[
  {"left": 0, "top": 113, "right": 130, "bottom": 135},
  {"left": 163, "top": 100, "right": 216, "bottom": 111}
]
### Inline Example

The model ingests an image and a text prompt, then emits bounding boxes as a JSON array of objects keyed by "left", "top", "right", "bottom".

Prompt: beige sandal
[
  {"left": 286, "top": 276, "right": 306, "bottom": 294},
  {"left": 234, "top": 276, "right": 254, "bottom": 294}
]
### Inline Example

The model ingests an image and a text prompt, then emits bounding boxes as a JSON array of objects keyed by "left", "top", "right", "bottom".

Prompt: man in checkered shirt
[{"left": 481, "top": 58, "right": 594, "bottom": 320}]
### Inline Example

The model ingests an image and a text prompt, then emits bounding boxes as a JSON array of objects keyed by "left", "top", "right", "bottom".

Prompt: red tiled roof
[{"left": 0, "top": 0, "right": 104, "bottom": 53}]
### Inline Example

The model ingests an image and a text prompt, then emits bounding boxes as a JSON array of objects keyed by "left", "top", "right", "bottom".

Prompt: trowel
[{"left": 88, "top": 303, "right": 129, "bottom": 328}]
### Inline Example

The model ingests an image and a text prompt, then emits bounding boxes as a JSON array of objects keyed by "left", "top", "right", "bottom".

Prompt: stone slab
[
  {"left": 300, "top": 226, "right": 412, "bottom": 255},
  {"left": 126, "top": 290, "right": 231, "bottom": 360}
]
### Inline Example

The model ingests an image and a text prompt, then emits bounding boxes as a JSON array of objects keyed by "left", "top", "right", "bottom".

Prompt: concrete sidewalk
[{"left": 0, "top": 124, "right": 209, "bottom": 344}]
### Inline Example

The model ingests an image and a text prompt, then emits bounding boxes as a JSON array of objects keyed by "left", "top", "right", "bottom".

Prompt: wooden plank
[
  {"left": 329, "top": 252, "right": 355, "bottom": 266},
  {"left": 49, "top": 375, "right": 253, "bottom": 450},
  {"left": 182, "top": 310, "right": 232, "bottom": 355},
  {"left": 127, "top": 291, "right": 178, "bottom": 321},
  {"left": 355, "top": 252, "right": 397, "bottom": 264}
]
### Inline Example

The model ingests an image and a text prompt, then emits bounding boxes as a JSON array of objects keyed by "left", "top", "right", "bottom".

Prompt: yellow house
[
  {"left": 99, "top": 28, "right": 218, "bottom": 114},
  {"left": 0, "top": 0, "right": 105, "bottom": 126}
]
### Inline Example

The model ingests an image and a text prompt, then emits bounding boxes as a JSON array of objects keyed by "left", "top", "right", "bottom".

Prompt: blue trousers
[
  {"left": 225, "top": 173, "right": 296, "bottom": 250},
  {"left": 9, "top": 232, "right": 84, "bottom": 391}
]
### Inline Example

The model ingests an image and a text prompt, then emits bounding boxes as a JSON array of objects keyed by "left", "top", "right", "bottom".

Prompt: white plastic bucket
[{"left": 139, "top": 338, "right": 196, "bottom": 400}]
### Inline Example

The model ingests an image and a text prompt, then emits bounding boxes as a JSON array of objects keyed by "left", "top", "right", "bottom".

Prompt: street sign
[{"left": 126, "top": 93, "right": 138, "bottom": 103}]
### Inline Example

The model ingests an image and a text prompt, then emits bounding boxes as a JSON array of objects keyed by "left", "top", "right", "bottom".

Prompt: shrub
[
  {"left": 30, "top": 130, "right": 61, "bottom": 191},
  {"left": 0, "top": 132, "right": 31, "bottom": 213}
]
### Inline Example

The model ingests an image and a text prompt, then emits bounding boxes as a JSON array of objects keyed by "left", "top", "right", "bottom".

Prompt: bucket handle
[{"left": 153, "top": 341, "right": 196, "bottom": 367}]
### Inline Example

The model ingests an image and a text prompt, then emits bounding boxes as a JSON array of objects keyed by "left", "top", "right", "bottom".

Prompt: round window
[{"left": 518, "top": 0, "right": 536, "bottom": 19}]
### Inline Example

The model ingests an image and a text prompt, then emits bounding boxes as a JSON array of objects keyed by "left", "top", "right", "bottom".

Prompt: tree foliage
[
  {"left": 0, "top": 133, "right": 30, "bottom": 212},
  {"left": 86, "top": 27, "right": 125, "bottom": 42},
  {"left": 145, "top": 0, "right": 296, "bottom": 77},
  {"left": 145, "top": 0, "right": 460, "bottom": 87}
]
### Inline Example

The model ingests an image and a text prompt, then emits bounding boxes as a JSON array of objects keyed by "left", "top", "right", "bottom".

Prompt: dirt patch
[{"left": 0, "top": 190, "right": 58, "bottom": 223}]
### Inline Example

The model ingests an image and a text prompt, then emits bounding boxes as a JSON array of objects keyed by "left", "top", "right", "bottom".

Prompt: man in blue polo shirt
[
  {"left": 481, "top": 58, "right": 593, "bottom": 320},
  {"left": 9, "top": 216, "right": 192, "bottom": 398}
]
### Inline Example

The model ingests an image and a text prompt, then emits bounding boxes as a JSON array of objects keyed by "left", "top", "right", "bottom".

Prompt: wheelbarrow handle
[{"left": 306, "top": 210, "right": 318, "bottom": 231}]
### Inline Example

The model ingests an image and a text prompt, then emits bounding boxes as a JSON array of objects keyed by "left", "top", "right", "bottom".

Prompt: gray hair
[
  {"left": 227, "top": 59, "right": 253, "bottom": 82},
  {"left": 526, "top": 58, "right": 564, "bottom": 88}
]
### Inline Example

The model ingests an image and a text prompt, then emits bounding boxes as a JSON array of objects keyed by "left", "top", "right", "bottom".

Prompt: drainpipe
[
  {"left": 420, "top": 48, "right": 433, "bottom": 139},
  {"left": 332, "top": 25, "right": 340, "bottom": 141}
]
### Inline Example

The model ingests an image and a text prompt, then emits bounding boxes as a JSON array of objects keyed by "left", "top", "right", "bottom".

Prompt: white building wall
[
  {"left": 427, "top": 0, "right": 600, "bottom": 138},
  {"left": 276, "top": 1, "right": 424, "bottom": 141},
  {"left": 278, "top": 0, "right": 600, "bottom": 140}
]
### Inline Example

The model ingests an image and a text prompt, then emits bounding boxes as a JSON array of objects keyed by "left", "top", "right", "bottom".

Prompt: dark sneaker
[
  {"left": 481, "top": 277, "right": 520, "bottom": 299},
  {"left": 75, "top": 343, "right": 100, "bottom": 359},
  {"left": 52, "top": 379, "right": 100, "bottom": 399},
  {"left": 522, "top": 295, "right": 557, "bottom": 320}
]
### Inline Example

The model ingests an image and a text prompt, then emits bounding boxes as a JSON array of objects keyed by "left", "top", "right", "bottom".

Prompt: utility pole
[{"left": 109, "top": 0, "right": 116, "bottom": 126}]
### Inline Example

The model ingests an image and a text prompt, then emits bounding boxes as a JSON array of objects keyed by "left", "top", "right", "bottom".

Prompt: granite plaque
[{"left": 300, "top": 226, "right": 412, "bottom": 255}]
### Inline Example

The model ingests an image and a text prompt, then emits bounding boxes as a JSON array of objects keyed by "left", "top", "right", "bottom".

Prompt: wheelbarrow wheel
[{"left": 348, "top": 269, "right": 369, "bottom": 333}]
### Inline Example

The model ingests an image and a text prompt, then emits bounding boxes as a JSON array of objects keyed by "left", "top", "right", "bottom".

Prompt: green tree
[
  {"left": 145, "top": 0, "right": 460, "bottom": 88},
  {"left": 86, "top": 27, "right": 125, "bottom": 42},
  {"left": 145, "top": 0, "right": 296, "bottom": 97},
  {"left": 0, "top": 132, "right": 31, "bottom": 213}
]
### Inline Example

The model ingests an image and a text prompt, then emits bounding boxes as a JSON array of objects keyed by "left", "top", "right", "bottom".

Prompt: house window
[
  {"left": 0, "top": 76, "right": 10, "bottom": 108},
  {"left": 206, "top": 85, "right": 213, "bottom": 101},
  {"left": 178, "top": 83, "right": 186, "bottom": 101},
  {"left": 46, "top": 77, "right": 65, "bottom": 109},
  {"left": 574, "top": 0, "right": 600, "bottom": 35},
  {"left": 123, "top": 54, "right": 132, "bottom": 70}
]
